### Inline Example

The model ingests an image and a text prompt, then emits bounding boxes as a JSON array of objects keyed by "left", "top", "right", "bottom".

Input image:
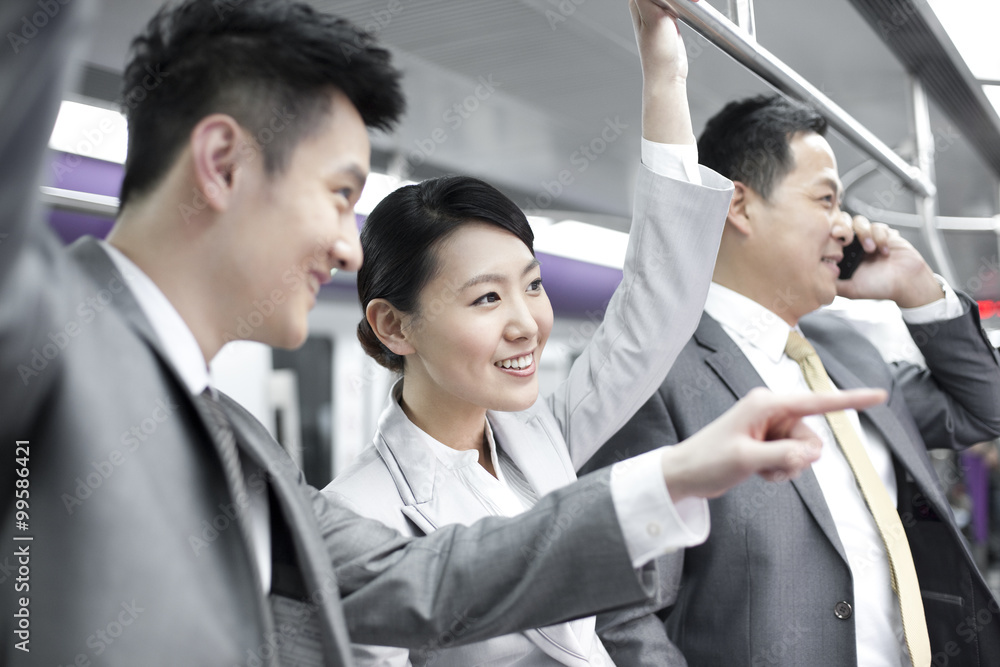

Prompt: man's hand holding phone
[{"left": 836, "top": 214, "right": 945, "bottom": 308}]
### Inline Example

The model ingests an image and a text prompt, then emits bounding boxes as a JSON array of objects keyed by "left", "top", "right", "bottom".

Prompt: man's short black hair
[
  {"left": 118, "top": 0, "right": 405, "bottom": 208},
  {"left": 698, "top": 95, "right": 827, "bottom": 199}
]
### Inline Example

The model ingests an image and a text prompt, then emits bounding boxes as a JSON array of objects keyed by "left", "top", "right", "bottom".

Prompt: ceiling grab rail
[{"left": 651, "top": 0, "right": 957, "bottom": 281}]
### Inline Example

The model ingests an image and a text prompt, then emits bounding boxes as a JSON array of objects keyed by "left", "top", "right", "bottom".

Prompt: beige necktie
[{"left": 785, "top": 330, "right": 931, "bottom": 667}]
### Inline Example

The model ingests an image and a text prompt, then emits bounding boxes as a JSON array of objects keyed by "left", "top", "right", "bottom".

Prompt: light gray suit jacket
[
  {"left": 0, "top": 1, "right": 683, "bottom": 663},
  {"left": 583, "top": 306, "right": 1000, "bottom": 666},
  {"left": 325, "top": 163, "right": 735, "bottom": 666}
]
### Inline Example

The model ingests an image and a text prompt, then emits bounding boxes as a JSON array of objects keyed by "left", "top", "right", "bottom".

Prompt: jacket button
[{"left": 834, "top": 601, "right": 853, "bottom": 619}]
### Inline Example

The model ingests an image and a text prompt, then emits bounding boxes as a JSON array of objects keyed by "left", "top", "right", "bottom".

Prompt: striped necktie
[
  {"left": 196, "top": 388, "right": 253, "bottom": 530},
  {"left": 196, "top": 390, "right": 324, "bottom": 666},
  {"left": 785, "top": 330, "right": 931, "bottom": 667}
]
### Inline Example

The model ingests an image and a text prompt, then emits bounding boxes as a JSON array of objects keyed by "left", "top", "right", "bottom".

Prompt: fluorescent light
[
  {"left": 533, "top": 220, "right": 628, "bottom": 269},
  {"left": 984, "top": 85, "right": 1000, "bottom": 119},
  {"left": 49, "top": 100, "right": 128, "bottom": 164},
  {"left": 355, "top": 172, "right": 414, "bottom": 216},
  {"left": 927, "top": 0, "right": 1000, "bottom": 81}
]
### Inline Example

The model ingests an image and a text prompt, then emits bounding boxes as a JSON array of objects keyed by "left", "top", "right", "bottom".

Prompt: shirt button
[
  {"left": 646, "top": 522, "right": 661, "bottom": 537},
  {"left": 834, "top": 601, "right": 853, "bottom": 619}
]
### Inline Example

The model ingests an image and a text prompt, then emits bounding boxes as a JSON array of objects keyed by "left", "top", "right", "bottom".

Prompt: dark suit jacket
[
  {"left": 583, "top": 306, "right": 1000, "bottom": 666},
  {"left": 0, "top": 1, "right": 658, "bottom": 663}
]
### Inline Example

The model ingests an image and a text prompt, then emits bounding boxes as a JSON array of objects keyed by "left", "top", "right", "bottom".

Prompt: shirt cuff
[
  {"left": 609, "top": 448, "right": 710, "bottom": 568},
  {"left": 641, "top": 138, "right": 701, "bottom": 185},
  {"left": 900, "top": 274, "right": 963, "bottom": 324}
]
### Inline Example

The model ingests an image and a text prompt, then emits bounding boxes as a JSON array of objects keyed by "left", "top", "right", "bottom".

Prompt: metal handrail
[
  {"left": 656, "top": 0, "right": 935, "bottom": 199},
  {"left": 40, "top": 186, "right": 119, "bottom": 217}
]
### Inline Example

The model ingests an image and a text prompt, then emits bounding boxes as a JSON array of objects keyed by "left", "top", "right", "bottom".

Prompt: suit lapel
[
  {"left": 372, "top": 386, "right": 499, "bottom": 532},
  {"left": 69, "top": 238, "right": 254, "bottom": 491},
  {"left": 695, "top": 313, "right": 766, "bottom": 400},
  {"left": 695, "top": 314, "right": 849, "bottom": 564},
  {"left": 811, "top": 340, "right": 951, "bottom": 518},
  {"left": 374, "top": 386, "right": 590, "bottom": 665},
  {"left": 489, "top": 410, "right": 576, "bottom": 498},
  {"left": 220, "top": 395, "right": 351, "bottom": 667},
  {"left": 69, "top": 238, "right": 291, "bottom": 662},
  {"left": 69, "top": 237, "right": 165, "bottom": 355},
  {"left": 487, "top": 411, "right": 592, "bottom": 665}
]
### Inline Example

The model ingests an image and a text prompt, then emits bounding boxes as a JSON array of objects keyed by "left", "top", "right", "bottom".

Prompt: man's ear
[
  {"left": 726, "top": 181, "right": 756, "bottom": 237},
  {"left": 189, "top": 114, "right": 248, "bottom": 213},
  {"left": 366, "top": 299, "right": 416, "bottom": 356}
]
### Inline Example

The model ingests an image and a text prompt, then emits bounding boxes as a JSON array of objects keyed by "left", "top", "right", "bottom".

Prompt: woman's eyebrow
[
  {"left": 461, "top": 259, "right": 541, "bottom": 291},
  {"left": 460, "top": 273, "right": 505, "bottom": 290}
]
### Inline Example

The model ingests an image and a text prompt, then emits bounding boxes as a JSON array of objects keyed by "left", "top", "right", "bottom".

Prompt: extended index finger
[{"left": 775, "top": 388, "right": 888, "bottom": 420}]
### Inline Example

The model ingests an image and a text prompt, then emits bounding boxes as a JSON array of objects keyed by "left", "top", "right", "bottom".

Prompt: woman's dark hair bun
[{"left": 356, "top": 317, "right": 404, "bottom": 373}]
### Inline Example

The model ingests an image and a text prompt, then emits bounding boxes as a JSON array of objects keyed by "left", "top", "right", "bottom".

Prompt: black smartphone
[{"left": 837, "top": 236, "right": 866, "bottom": 280}]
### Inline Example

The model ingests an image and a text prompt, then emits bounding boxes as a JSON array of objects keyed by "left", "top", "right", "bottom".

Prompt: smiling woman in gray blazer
[{"left": 322, "top": 2, "right": 733, "bottom": 665}]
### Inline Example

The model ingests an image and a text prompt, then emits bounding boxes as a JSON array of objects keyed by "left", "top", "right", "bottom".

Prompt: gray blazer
[
  {"left": 0, "top": 2, "right": 672, "bottom": 663},
  {"left": 326, "top": 163, "right": 734, "bottom": 666},
  {"left": 583, "top": 306, "right": 1000, "bottom": 666}
]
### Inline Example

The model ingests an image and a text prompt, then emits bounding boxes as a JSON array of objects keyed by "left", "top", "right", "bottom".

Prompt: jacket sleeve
[
  {"left": 308, "top": 470, "right": 660, "bottom": 648},
  {"left": 584, "top": 387, "right": 690, "bottom": 664},
  {"left": 595, "top": 550, "right": 688, "bottom": 666},
  {"left": 544, "top": 164, "right": 732, "bottom": 469},
  {"left": 0, "top": 0, "right": 94, "bottom": 482},
  {"left": 898, "top": 292, "right": 1000, "bottom": 449}
]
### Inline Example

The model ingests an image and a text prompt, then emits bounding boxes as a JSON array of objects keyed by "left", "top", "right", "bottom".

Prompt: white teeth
[{"left": 496, "top": 355, "right": 533, "bottom": 370}]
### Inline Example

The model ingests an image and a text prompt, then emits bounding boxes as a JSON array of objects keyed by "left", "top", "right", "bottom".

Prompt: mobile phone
[{"left": 837, "top": 236, "right": 866, "bottom": 280}]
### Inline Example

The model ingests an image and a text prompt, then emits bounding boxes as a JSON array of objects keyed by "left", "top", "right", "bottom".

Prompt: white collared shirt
[
  {"left": 412, "top": 415, "right": 614, "bottom": 663},
  {"left": 705, "top": 281, "right": 961, "bottom": 667},
  {"left": 419, "top": 418, "right": 537, "bottom": 516},
  {"left": 99, "top": 240, "right": 272, "bottom": 592}
]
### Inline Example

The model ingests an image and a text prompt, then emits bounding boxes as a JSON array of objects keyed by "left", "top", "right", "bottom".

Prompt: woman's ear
[{"left": 366, "top": 299, "right": 416, "bottom": 356}]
